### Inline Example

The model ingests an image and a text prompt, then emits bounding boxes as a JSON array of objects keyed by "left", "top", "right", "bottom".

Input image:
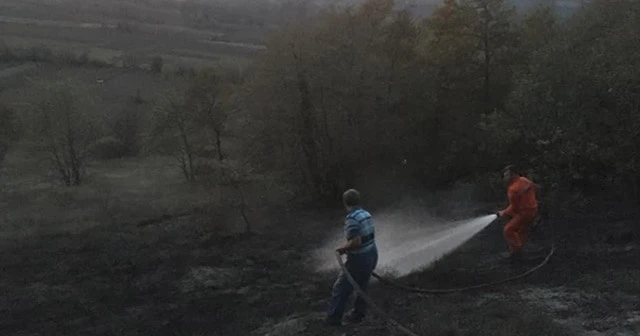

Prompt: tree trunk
[
  {"left": 292, "top": 48, "right": 337, "bottom": 198},
  {"left": 64, "top": 107, "right": 83, "bottom": 186},
  {"left": 47, "top": 126, "right": 71, "bottom": 186},
  {"left": 206, "top": 96, "right": 224, "bottom": 162},
  {"left": 296, "top": 71, "right": 325, "bottom": 196},
  {"left": 215, "top": 128, "right": 224, "bottom": 161},
  {"left": 67, "top": 130, "right": 81, "bottom": 186},
  {"left": 236, "top": 183, "right": 251, "bottom": 234},
  {"left": 478, "top": 0, "right": 496, "bottom": 115},
  {"left": 176, "top": 149, "right": 190, "bottom": 181},
  {"left": 177, "top": 119, "right": 195, "bottom": 181},
  {"left": 483, "top": 23, "right": 491, "bottom": 114}
]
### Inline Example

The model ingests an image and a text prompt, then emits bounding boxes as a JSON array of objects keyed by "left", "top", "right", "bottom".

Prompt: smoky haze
[{"left": 313, "top": 198, "right": 498, "bottom": 277}]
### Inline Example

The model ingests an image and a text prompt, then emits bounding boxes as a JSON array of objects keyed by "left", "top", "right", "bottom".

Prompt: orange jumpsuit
[{"left": 500, "top": 176, "right": 538, "bottom": 254}]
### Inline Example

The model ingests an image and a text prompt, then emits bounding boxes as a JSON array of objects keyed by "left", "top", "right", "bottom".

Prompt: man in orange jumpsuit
[{"left": 497, "top": 165, "right": 539, "bottom": 259}]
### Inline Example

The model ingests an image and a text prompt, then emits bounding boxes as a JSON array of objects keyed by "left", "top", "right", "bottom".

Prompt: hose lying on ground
[
  {"left": 371, "top": 212, "right": 558, "bottom": 294},
  {"left": 371, "top": 244, "right": 556, "bottom": 294},
  {"left": 335, "top": 250, "right": 420, "bottom": 336},
  {"left": 335, "top": 243, "right": 556, "bottom": 336}
]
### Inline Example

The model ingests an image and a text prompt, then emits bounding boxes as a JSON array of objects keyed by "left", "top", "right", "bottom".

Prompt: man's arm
[
  {"left": 336, "top": 236, "right": 362, "bottom": 255},
  {"left": 499, "top": 190, "right": 517, "bottom": 218},
  {"left": 336, "top": 218, "right": 362, "bottom": 255}
]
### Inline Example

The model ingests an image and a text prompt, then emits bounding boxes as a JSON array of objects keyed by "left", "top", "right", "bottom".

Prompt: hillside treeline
[
  {"left": 240, "top": 0, "right": 640, "bottom": 201},
  {"left": 2, "top": 0, "right": 638, "bottom": 206}
]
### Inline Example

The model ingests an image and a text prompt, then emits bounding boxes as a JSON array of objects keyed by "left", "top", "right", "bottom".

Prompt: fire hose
[
  {"left": 334, "top": 218, "right": 557, "bottom": 336},
  {"left": 371, "top": 244, "right": 556, "bottom": 294},
  {"left": 334, "top": 250, "right": 420, "bottom": 336}
]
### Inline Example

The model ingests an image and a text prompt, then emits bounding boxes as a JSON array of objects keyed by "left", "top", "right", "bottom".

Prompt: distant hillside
[
  {"left": 0, "top": 0, "right": 588, "bottom": 46},
  {"left": 396, "top": 0, "right": 585, "bottom": 17}
]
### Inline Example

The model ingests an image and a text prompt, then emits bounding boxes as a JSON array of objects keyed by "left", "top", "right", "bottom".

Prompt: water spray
[
  {"left": 378, "top": 214, "right": 498, "bottom": 276},
  {"left": 314, "top": 211, "right": 498, "bottom": 276},
  {"left": 328, "top": 209, "right": 555, "bottom": 336}
]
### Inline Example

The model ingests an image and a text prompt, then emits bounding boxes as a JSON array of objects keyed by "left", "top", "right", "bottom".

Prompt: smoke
[{"left": 313, "top": 203, "right": 497, "bottom": 277}]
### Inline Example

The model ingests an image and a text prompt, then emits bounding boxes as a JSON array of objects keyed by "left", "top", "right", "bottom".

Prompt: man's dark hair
[{"left": 343, "top": 189, "right": 361, "bottom": 207}]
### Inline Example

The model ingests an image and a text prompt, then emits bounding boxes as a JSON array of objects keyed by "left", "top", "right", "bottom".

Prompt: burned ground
[{"left": 1, "top": 183, "right": 639, "bottom": 336}]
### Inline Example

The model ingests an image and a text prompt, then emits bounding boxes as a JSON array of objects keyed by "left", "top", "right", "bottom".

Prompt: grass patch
[{"left": 0, "top": 150, "right": 213, "bottom": 238}]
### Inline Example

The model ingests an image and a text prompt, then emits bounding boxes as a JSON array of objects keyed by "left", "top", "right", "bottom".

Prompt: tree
[
  {"left": 243, "top": 0, "right": 434, "bottom": 198},
  {"left": 217, "top": 161, "right": 253, "bottom": 235},
  {"left": 152, "top": 91, "right": 198, "bottom": 182},
  {"left": 488, "top": 0, "right": 640, "bottom": 197},
  {"left": 415, "top": 0, "right": 519, "bottom": 180},
  {"left": 152, "top": 68, "right": 234, "bottom": 182},
  {"left": 518, "top": 4, "right": 559, "bottom": 67},
  {"left": 425, "top": 0, "right": 518, "bottom": 114},
  {"left": 468, "top": 0, "right": 519, "bottom": 110},
  {"left": 33, "top": 82, "right": 96, "bottom": 186},
  {"left": 185, "top": 69, "right": 228, "bottom": 161}
]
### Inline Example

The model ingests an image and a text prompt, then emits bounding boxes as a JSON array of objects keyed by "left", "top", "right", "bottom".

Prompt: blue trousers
[{"left": 327, "top": 248, "right": 378, "bottom": 320}]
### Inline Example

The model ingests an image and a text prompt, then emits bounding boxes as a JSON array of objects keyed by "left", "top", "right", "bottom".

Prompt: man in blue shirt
[{"left": 326, "top": 189, "right": 378, "bottom": 326}]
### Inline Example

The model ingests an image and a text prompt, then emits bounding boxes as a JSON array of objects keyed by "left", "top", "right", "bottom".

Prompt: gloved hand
[
  {"left": 495, "top": 211, "right": 502, "bottom": 218},
  {"left": 485, "top": 210, "right": 500, "bottom": 218}
]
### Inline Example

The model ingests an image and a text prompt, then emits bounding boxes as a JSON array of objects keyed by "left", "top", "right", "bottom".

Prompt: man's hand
[
  {"left": 336, "top": 236, "right": 361, "bottom": 255},
  {"left": 496, "top": 211, "right": 503, "bottom": 218}
]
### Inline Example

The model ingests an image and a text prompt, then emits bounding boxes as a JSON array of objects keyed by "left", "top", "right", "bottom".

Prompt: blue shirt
[{"left": 345, "top": 207, "right": 376, "bottom": 254}]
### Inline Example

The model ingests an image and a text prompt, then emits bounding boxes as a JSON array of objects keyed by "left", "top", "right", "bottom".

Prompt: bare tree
[
  {"left": 185, "top": 69, "right": 228, "bottom": 161},
  {"left": 218, "top": 161, "right": 253, "bottom": 235},
  {"left": 152, "top": 68, "right": 233, "bottom": 181},
  {"left": 33, "top": 82, "right": 96, "bottom": 186},
  {"left": 152, "top": 91, "right": 197, "bottom": 182}
]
